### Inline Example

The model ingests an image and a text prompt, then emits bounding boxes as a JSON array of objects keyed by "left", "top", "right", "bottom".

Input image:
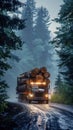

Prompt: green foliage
[
  {"left": 51, "top": 83, "right": 73, "bottom": 105},
  {"left": 53, "top": 0, "right": 73, "bottom": 86},
  {"left": 0, "top": 0, "right": 24, "bottom": 112},
  {"left": 0, "top": 101, "right": 7, "bottom": 112},
  {"left": 53, "top": 71, "right": 73, "bottom": 104},
  {"left": 0, "top": 81, "right": 8, "bottom": 112}
]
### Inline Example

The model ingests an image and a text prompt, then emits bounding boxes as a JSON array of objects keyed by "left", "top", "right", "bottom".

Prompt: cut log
[
  {"left": 36, "top": 74, "right": 44, "bottom": 82},
  {"left": 17, "top": 67, "right": 51, "bottom": 93},
  {"left": 32, "top": 68, "right": 40, "bottom": 74},
  {"left": 17, "top": 84, "right": 27, "bottom": 92},
  {"left": 46, "top": 79, "right": 50, "bottom": 85},
  {"left": 25, "top": 72, "right": 30, "bottom": 78},
  {"left": 30, "top": 72, "right": 36, "bottom": 78},
  {"left": 17, "top": 79, "right": 26, "bottom": 85},
  {"left": 40, "top": 67, "right": 47, "bottom": 74},
  {"left": 26, "top": 79, "right": 30, "bottom": 85},
  {"left": 44, "top": 72, "right": 50, "bottom": 78}
]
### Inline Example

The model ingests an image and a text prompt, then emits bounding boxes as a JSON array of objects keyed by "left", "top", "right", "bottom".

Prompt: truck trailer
[{"left": 16, "top": 67, "right": 50, "bottom": 103}]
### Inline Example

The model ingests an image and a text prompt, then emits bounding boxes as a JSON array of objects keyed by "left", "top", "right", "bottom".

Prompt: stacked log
[
  {"left": 17, "top": 67, "right": 50, "bottom": 93},
  {"left": 30, "top": 68, "right": 39, "bottom": 78},
  {"left": 40, "top": 67, "right": 47, "bottom": 74},
  {"left": 16, "top": 85, "right": 27, "bottom": 92},
  {"left": 44, "top": 72, "right": 50, "bottom": 78}
]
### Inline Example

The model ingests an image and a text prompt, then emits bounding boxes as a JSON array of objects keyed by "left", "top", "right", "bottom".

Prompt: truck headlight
[
  {"left": 28, "top": 93, "right": 34, "bottom": 98},
  {"left": 45, "top": 94, "right": 48, "bottom": 98},
  {"left": 42, "top": 82, "right": 46, "bottom": 85}
]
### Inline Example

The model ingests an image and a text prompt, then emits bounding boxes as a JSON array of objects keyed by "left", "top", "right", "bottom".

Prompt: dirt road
[{"left": 13, "top": 103, "right": 73, "bottom": 130}]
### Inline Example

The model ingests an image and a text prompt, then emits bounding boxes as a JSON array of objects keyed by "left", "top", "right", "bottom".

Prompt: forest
[{"left": 0, "top": 0, "right": 73, "bottom": 112}]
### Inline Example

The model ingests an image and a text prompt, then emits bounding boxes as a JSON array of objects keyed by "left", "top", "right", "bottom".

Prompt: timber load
[{"left": 16, "top": 67, "right": 50, "bottom": 93}]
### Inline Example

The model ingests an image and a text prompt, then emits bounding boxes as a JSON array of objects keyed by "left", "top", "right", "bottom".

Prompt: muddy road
[{"left": 14, "top": 103, "right": 73, "bottom": 130}]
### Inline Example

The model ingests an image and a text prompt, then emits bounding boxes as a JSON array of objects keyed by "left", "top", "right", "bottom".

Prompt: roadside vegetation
[
  {"left": 52, "top": 0, "right": 73, "bottom": 105},
  {"left": 51, "top": 83, "right": 73, "bottom": 105}
]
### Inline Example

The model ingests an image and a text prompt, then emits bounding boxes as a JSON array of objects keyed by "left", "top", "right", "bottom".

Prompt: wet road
[{"left": 14, "top": 103, "right": 73, "bottom": 130}]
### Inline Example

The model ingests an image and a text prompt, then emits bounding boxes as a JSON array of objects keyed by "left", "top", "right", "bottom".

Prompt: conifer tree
[
  {"left": 0, "top": 0, "right": 24, "bottom": 112},
  {"left": 54, "top": 0, "right": 73, "bottom": 85},
  {"left": 34, "top": 7, "right": 50, "bottom": 66},
  {"left": 21, "top": 0, "right": 35, "bottom": 49},
  {"left": 35, "top": 7, "right": 50, "bottom": 42}
]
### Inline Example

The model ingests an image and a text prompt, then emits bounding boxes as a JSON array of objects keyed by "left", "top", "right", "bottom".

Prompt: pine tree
[
  {"left": 53, "top": 0, "right": 73, "bottom": 85},
  {"left": 0, "top": 0, "right": 24, "bottom": 112},
  {"left": 55, "top": 74, "right": 62, "bottom": 93},
  {"left": 21, "top": 0, "right": 36, "bottom": 49},
  {"left": 35, "top": 7, "right": 50, "bottom": 42},
  {"left": 57, "top": 46, "right": 73, "bottom": 85},
  {"left": 34, "top": 7, "right": 50, "bottom": 66},
  {"left": 19, "top": 0, "right": 36, "bottom": 69}
]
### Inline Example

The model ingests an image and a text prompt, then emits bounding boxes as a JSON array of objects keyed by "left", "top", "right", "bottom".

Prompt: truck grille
[{"left": 35, "top": 92, "right": 44, "bottom": 97}]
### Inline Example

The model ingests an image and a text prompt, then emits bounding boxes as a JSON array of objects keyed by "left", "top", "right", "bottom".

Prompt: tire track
[{"left": 13, "top": 103, "right": 73, "bottom": 130}]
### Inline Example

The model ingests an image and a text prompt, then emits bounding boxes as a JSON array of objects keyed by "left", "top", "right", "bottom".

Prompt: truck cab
[{"left": 27, "top": 81, "right": 50, "bottom": 103}]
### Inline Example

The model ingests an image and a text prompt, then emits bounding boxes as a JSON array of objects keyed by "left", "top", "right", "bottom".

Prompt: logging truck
[{"left": 16, "top": 67, "right": 50, "bottom": 103}]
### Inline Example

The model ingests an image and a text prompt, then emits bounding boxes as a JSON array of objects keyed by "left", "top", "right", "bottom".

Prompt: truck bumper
[{"left": 28, "top": 97, "right": 49, "bottom": 101}]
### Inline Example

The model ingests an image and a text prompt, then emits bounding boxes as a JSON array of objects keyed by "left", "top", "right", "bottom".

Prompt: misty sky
[
  {"left": 21, "top": 0, "right": 63, "bottom": 35},
  {"left": 36, "top": 0, "right": 63, "bottom": 35}
]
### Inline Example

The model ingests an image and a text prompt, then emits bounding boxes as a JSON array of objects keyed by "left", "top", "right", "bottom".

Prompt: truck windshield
[{"left": 32, "top": 86, "right": 45, "bottom": 92}]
